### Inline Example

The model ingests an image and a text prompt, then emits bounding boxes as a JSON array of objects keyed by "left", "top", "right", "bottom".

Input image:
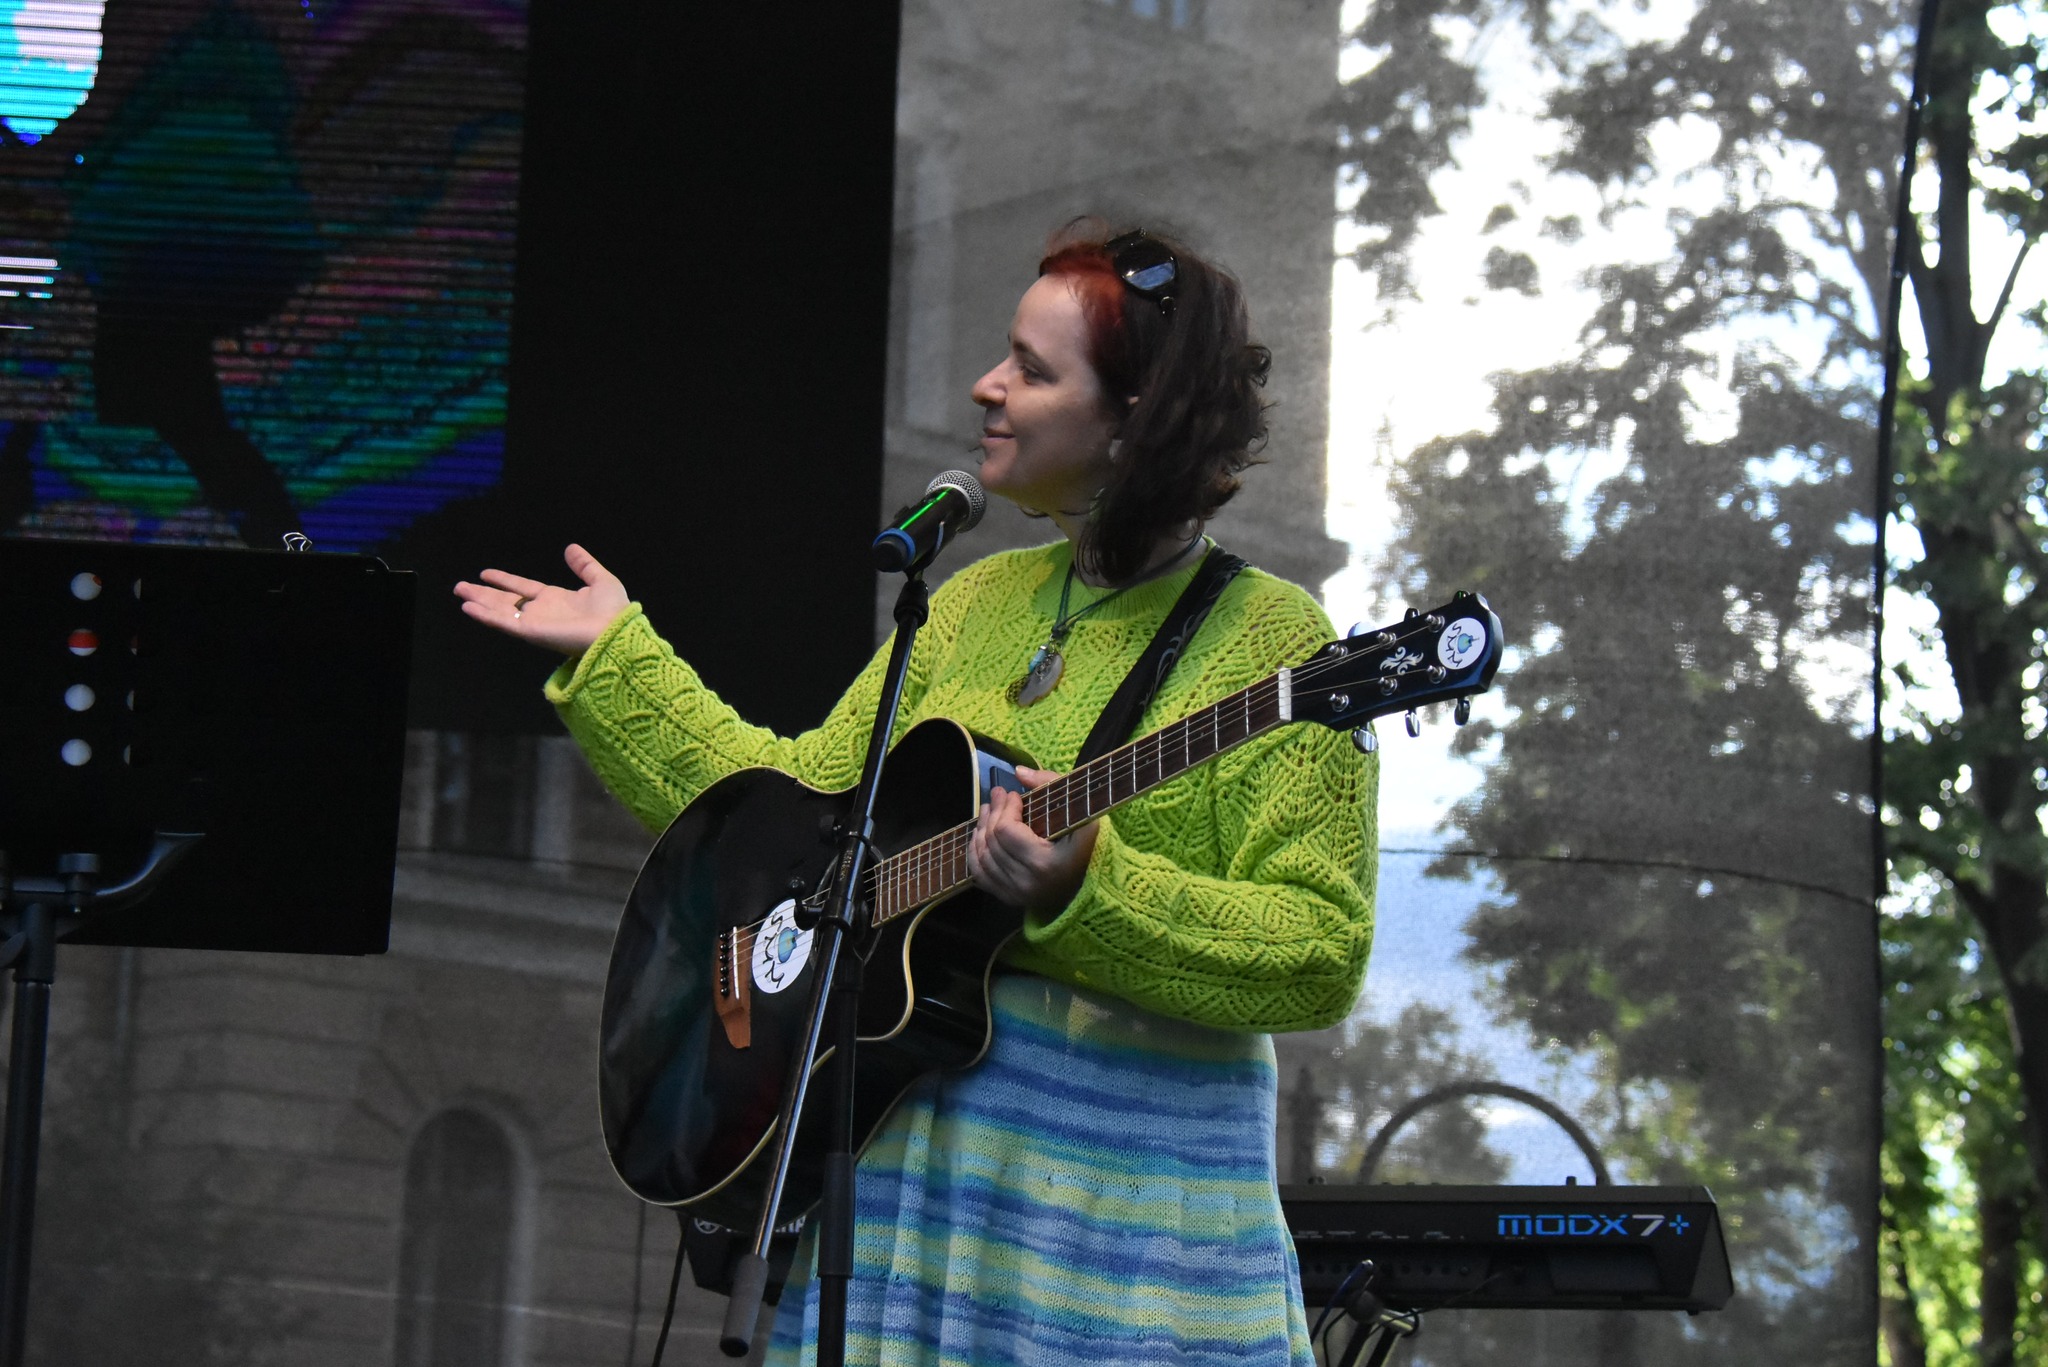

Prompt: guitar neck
[{"left": 869, "top": 669, "right": 1294, "bottom": 926}]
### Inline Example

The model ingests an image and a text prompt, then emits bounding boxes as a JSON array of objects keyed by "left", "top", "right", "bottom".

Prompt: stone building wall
[
  {"left": 37, "top": 737, "right": 738, "bottom": 1365},
  {"left": 886, "top": 0, "right": 1347, "bottom": 604}
]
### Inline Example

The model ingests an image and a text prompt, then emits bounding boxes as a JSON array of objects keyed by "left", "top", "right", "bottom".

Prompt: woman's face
[{"left": 971, "top": 275, "right": 1122, "bottom": 523}]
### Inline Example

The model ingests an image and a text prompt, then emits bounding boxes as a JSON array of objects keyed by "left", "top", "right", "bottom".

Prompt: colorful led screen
[{"left": 0, "top": 0, "right": 525, "bottom": 552}]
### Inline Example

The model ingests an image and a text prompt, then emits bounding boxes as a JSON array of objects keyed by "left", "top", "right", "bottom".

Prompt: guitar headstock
[{"left": 1291, "top": 592, "right": 1503, "bottom": 731}]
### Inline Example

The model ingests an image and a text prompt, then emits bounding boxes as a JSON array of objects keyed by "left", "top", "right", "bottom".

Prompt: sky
[
  {"left": 1321, "top": 0, "right": 1716, "bottom": 844},
  {"left": 1316, "top": 0, "right": 1702, "bottom": 1185},
  {"left": 1309, "top": 0, "right": 2002, "bottom": 1185},
  {"left": 1885, "top": 0, "right": 2048, "bottom": 739}
]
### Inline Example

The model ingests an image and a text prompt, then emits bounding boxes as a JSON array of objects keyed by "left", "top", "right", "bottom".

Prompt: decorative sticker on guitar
[
  {"left": 1379, "top": 645, "right": 1425, "bottom": 674},
  {"left": 751, "top": 900, "right": 814, "bottom": 995},
  {"left": 1437, "top": 618, "right": 1489, "bottom": 671}
]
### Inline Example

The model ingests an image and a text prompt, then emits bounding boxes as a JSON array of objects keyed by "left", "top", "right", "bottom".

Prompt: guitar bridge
[{"left": 714, "top": 926, "right": 751, "bottom": 1049}]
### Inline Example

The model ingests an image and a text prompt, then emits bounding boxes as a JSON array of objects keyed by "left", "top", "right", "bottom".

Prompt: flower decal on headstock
[{"left": 1436, "top": 618, "right": 1489, "bottom": 672}]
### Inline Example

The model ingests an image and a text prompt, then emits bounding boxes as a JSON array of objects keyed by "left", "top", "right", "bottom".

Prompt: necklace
[{"left": 1013, "top": 536, "right": 1205, "bottom": 707}]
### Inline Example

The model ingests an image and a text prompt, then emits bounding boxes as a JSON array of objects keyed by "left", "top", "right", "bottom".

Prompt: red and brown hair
[{"left": 1036, "top": 219, "right": 1271, "bottom": 584}]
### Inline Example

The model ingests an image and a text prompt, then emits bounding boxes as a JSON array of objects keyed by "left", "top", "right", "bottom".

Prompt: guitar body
[
  {"left": 595, "top": 592, "right": 1505, "bottom": 1229},
  {"left": 598, "top": 717, "right": 1029, "bottom": 1226}
]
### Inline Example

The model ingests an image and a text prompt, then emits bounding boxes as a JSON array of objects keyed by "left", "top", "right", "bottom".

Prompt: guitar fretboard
[{"left": 866, "top": 669, "right": 1294, "bottom": 925}]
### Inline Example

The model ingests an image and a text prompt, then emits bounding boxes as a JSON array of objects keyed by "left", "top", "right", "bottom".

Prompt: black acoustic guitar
[{"left": 598, "top": 593, "right": 1503, "bottom": 1228}]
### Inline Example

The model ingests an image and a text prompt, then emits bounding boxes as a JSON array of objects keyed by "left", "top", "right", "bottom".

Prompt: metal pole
[
  {"left": 0, "top": 896, "right": 55, "bottom": 1367},
  {"left": 0, "top": 838, "right": 194, "bottom": 1367},
  {"left": 718, "top": 573, "right": 932, "bottom": 1360}
]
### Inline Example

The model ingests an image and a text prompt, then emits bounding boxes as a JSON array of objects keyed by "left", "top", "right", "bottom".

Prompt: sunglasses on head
[{"left": 1107, "top": 229, "right": 1177, "bottom": 318}]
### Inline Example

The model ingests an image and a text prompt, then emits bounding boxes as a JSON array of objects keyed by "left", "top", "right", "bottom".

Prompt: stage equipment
[
  {"left": 0, "top": 541, "right": 413, "bottom": 952},
  {"left": 599, "top": 598, "right": 1502, "bottom": 1224},
  {"left": 0, "top": 541, "right": 412, "bottom": 1365},
  {"left": 680, "top": 1213, "right": 805, "bottom": 1301},
  {"left": 1282, "top": 1183, "right": 1732, "bottom": 1314},
  {"left": 600, "top": 596, "right": 1503, "bottom": 1364},
  {"left": 871, "top": 470, "right": 987, "bottom": 573},
  {"left": 700, "top": 530, "right": 960, "bottom": 1365}
]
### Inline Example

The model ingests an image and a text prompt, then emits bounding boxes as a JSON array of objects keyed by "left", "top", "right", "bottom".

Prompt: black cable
[
  {"left": 1868, "top": 0, "right": 1942, "bottom": 1293},
  {"left": 1335, "top": 1324, "right": 1384, "bottom": 1367},
  {"left": 1309, "top": 1260, "right": 1370, "bottom": 1344},
  {"left": 1378, "top": 845, "right": 1867, "bottom": 907},
  {"left": 1331, "top": 1284, "right": 1420, "bottom": 1367},
  {"left": 1874, "top": 0, "right": 1943, "bottom": 910},
  {"left": 647, "top": 1216, "right": 686, "bottom": 1367}
]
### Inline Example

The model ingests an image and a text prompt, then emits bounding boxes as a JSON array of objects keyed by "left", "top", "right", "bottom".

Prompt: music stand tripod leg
[
  {"left": 0, "top": 853, "right": 90, "bottom": 1367},
  {"left": 0, "top": 835, "right": 196, "bottom": 1367}
]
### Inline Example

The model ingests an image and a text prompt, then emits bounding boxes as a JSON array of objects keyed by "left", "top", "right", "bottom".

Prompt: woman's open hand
[
  {"left": 454, "top": 543, "right": 630, "bottom": 657},
  {"left": 967, "top": 766, "right": 1100, "bottom": 913}
]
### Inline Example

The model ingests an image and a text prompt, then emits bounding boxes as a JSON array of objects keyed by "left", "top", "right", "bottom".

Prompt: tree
[
  {"left": 1282, "top": 1001, "right": 1512, "bottom": 1186},
  {"left": 1334, "top": 0, "right": 1910, "bottom": 1356},
  {"left": 1882, "top": 1, "right": 2048, "bottom": 1360},
  {"left": 1882, "top": 875, "right": 2044, "bottom": 1367}
]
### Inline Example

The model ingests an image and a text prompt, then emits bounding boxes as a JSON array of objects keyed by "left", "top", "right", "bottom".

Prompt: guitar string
[
  {"left": 723, "top": 614, "right": 1472, "bottom": 945},
  {"left": 865, "top": 615, "right": 1465, "bottom": 926},
  {"left": 862, "top": 618, "right": 1458, "bottom": 929},
  {"left": 847, "top": 617, "right": 1458, "bottom": 930},
  {"left": 866, "top": 673, "right": 1280, "bottom": 925}
]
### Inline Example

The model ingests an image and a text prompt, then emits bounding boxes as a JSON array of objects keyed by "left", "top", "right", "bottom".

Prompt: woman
[{"left": 456, "top": 223, "right": 1378, "bottom": 1365}]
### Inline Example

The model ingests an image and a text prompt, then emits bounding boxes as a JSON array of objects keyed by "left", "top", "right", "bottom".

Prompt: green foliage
[
  {"left": 1285, "top": 1001, "right": 1513, "bottom": 1185},
  {"left": 1882, "top": 362, "right": 2048, "bottom": 1361},
  {"left": 1889, "top": 368, "right": 2048, "bottom": 905},
  {"left": 1336, "top": 0, "right": 1905, "bottom": 1357},
  {"left": 1875, "top": 0, "right": 2048, "bottom": 1360},
  {"left": 1333, "top": 0, "right": 2048, "bottom": 1356},
  {"left": 1883, "top": 878, "right": 2047, "bottom": 1367}
]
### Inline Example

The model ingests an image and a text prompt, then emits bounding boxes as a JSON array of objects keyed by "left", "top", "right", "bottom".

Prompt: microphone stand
[{"left": 718, "top": 561, "right": 936, "bottom": 1364}]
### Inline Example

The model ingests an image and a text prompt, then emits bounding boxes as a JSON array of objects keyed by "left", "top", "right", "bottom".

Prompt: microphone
[{"left": 872, "top": 470, "right": 986, "bottom": 572}]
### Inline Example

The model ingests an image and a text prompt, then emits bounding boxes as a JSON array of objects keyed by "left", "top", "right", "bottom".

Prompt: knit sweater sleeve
[
  {"left": 1004, "top": 581, "right": 1379, "bottom": 1033},
  {"left": 542, "top": 597, "right": 947, "bottom": 834}
]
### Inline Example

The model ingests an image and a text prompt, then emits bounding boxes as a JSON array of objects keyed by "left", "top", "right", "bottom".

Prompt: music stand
[{"left": 0, "top": 540, "right": 414, "bottom": 1365}]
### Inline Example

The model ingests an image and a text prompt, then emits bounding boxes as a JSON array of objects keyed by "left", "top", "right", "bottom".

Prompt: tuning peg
[
  {"left": 1351, "top": 724, "right": 1378, "bottom": 755},
  {"left": 1454, "top": 697, "right": 1472, "bottom": 726},
  {"left": 1346, "top": 621, "right": 1369, "bottom": 639},
  {"left": 1404, "top": 710, "right": 1421, "bottom": 738}
]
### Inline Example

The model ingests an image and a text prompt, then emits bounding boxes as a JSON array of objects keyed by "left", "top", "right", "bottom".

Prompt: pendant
[{"left": 1014, "top": 645, "right": 1064, "bottom": 707}]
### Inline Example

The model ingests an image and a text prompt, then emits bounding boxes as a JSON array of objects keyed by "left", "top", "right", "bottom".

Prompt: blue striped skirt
[{"left": 764, "top": 972, "right": 1314, "bottom": 1366}]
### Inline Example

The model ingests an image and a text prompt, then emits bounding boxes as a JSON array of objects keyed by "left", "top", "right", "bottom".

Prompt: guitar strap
[{"left": 1074, "top": 543, "right": 1249, "bottom": 767}]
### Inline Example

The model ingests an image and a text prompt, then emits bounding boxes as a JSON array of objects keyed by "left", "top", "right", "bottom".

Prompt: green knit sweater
[{"left": 546, "top": 540, "right": 1377, "bottom": 1033}]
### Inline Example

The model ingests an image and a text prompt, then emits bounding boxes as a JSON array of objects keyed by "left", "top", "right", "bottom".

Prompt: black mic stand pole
[
  {"left": 0, "top": 833, "right": 200, "bottom": 1367},
  {"left": 719, "top": 562, "right": 936, "bottom": 1363}
]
